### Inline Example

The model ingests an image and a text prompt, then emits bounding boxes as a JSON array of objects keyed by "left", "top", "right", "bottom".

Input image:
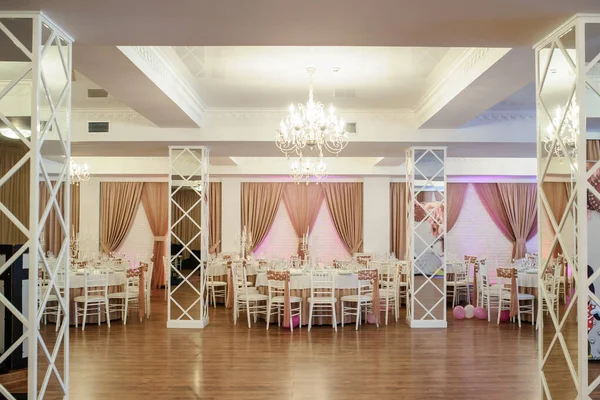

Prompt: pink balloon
[
  {"left": 367, "top": 313, "right": 377, "bottom": 324},
  {"left": 453, "top": 306, "right": 466, "bottom": 320},
  {"left": 292, "top": 315, "right": 300, "bottom": 328},
  {"left": 474, "top": 307, "right": 487, "bottom": 320},
  {"left": 500, "top": 310, "right": 510, "bottom": 323}
]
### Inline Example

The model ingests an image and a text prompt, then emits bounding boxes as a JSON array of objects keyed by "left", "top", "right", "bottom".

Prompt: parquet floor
[{"left": 46, "top": 289, "right": 541, "bottom": 400}]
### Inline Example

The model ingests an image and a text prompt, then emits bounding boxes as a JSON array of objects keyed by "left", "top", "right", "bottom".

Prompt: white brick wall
[
  {"left": 446, "top": 184, "right": 538, "bottom": 267},
  {"left": 254, "top": 201, "right": 349, "bottom": 263}
]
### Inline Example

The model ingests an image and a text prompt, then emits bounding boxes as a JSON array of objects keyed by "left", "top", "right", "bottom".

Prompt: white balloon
[{"left": 465, "top": 304, "right": 475, "bottom": 319}]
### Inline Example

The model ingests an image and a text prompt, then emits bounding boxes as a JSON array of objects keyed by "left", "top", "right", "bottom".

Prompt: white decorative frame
[
  {"left": 535, "top": 14, "right": 600, "bottom": 399},
  {"left": 405, "top": 147, "right": 447, "bottom": 328},
  {"left": 167, "top": 146, "right": 210, "bottom": 328},
  {"left": 0, "top": 11, "right": 72, "bottom": 399}
]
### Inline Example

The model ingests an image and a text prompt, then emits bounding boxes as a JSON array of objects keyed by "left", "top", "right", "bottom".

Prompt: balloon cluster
[{"left": 453, "top": 305, "right": 487, "bottom": 320}]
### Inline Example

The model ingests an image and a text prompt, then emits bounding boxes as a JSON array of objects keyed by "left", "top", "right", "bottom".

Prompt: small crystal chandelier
[
  {"left": 543, "top": 97, "right": 579, "bottom": 158},
  {"left": 289, "top": 154, "right": 328, "bottom": 185},
  {"left": 276, "top": 67, "right": 348, "bottom": 157},
  {"left": 192, "top": 180, "right": 203, "bottom": 192},
  {"left": 70, "top": 159, "right": 90, "bottom": 185}
]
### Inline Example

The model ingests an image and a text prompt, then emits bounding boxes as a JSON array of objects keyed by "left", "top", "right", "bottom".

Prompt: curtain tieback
[
  {"left": 154, "top": 236, "right": 166, "bottom": 242},
  {"left": 515, "top": 238, "right": 526, "bottom": 245}
]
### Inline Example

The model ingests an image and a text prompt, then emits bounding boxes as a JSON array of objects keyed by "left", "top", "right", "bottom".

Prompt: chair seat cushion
[
  {"left": 308, "top": 297, "right": 337, "bottom": 304},
  {"left": 108, "top": 291, "right": 139, "bottom": 299},
  {"left": 270, "top": 295, "right": 302, "bottom": 303},
  {"left": 208, "top": 281, "right": 227, "bottom": 287},
  {"left": 447, "top": 281, "right": 468, "bottom": 287},
  {"left": 74, "top": 295, "right": 107, "bottom": 303},
  {"left": 238, "top": 293, "right": 269, "bottom": 301},
  {"left": 378, "top": 288, "right": 396, "bottom": 298},
  {"left": 341, "top": 294, "right": 373, "bottom": 303}
]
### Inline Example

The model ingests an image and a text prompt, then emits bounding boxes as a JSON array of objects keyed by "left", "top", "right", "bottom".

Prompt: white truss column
[
  {"left": 167, "top": 146, "right": 210, "bottom": 328},
  {"left": 0, "top": 11, "right": 72, "bottom": 399},
  {"left": 535, "top": 14, "right": 600, "bottom": 400},
  {"left": 405, "top": 147, "right": 447, "bottom": 328}
]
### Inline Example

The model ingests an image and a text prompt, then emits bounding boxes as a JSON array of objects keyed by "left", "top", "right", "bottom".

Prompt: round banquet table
[
  {"left": 255, "top": 271, "right": 363, "bottom": 326},
  {"left": 56, "top": 270, "right": 127, "bottom": 325}
]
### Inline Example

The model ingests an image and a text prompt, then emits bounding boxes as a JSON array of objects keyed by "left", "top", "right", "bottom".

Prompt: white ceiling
[
  {"left": 168, "top": 46, "right": 455, "bottom": 109},
  {"left": 4, "top": 1, "right": 600, "bottom": 47}
]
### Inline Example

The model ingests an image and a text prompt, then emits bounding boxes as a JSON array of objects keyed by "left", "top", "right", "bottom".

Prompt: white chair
[
  {"left": 74, "top": 269, "right": 111, "bottom": 330},
  {"left": 290, "top": 255, "right": 301, "bottom": 268},
  {"left": 207, "top": 262, "right": 227, "bottom": 307},
  {"left": 162, "top": 256, "right": 170, "bottom": 301},
  {"left": 108, "top": 267, "right": 141, "bottom": 325},
  {"left": 265, "top": 270, "right": 302, "bottom": 331},
  {"left": 38, "top": 269, "right": 65, "bottom": 331},
  {"left": 480, "top": 265, "right": 500, "bottom": 322},
  {"left": 341, "top": 268, "right": 379, "bottom": 330},
  {"left": 141, "top": 261, "right": 153, "bottom": 318},
  {"left": 397, "top": 261, "right": 409, "bottom": 307},
  {"left": 308, "top": 270, "right": 337, "bottom": 331},
  {"left": 541, "top": 262, "right": 561, "bottom": 317},
  {"left": 378, "top": 262, "right": 399, "bottom": 325},
  {"left": 447, "top": 261, "right": 470, "bottom": 306},
  {"left": 496, "top": 267, "right": 535, "bottom": 327},
  {"left": 232, "top": 263, "right": 269, "bottom": 328}
]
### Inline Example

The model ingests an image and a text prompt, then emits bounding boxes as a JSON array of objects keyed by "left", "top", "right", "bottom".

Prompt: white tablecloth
[
  {"left": 517, "top": 272, "right": 537, "bottom": 289},
  {"left": 207, "top": 261, "right": 258, "bottom": 276},
  {"left": 69, "top": 271, "right": 126, "bottom": 289},
  {"left": 255, "top": 271, "right": 359, "bottom": 290}
]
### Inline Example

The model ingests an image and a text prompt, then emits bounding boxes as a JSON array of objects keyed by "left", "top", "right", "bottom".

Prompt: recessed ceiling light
[{"left": 332, "top": 67, "right": 340, "bottom": 73}]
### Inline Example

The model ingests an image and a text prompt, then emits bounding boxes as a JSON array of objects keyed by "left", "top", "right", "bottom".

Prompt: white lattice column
[
  {"left": 0, "top": 12, "right": 72, "bottom": 399},
  {"left": 535, "top": 14, "right": 600, "bottom": 400},
  {"left": 168, "top": 146, "right": 210, "bottom": 328},
  {"left": 405, "top": 147, "right": 447, "bottom": 328}
]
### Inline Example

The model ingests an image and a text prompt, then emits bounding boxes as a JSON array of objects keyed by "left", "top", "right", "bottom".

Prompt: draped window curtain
[
  {"left": 241, "top": 183, "right": 284, "bottom": 252},
  {"left": 473, "top": 183, "right": 537, "bottom": 260},
  {"left": 209, "top": 182, "right": 222, "bottom": 254},
  {"left": 542, "top": 182, "right": 571, "bottom": 258},
  {"left": 0, "top": 143, "right": 29, "bottom": 246},
  {"left": 390, "top": 183, "right": 407, "bottom": 260},
  {"left": 141, "top": 182, "right": 168, "bottom": 288},
  {"left": 322, "top": 182, "right": 363, "bottom": 254},
  {"left": 100, "top": 182, "right": 144, "bottom": 253},
  {"left": 282, "top": 183, "right": 325, "bottom": 258},
  {"left": 446, "top": 183, "right": 468, "bottom": 231},
  {"left": 38, "top": 182, "right": 80, "bottom": 256}
]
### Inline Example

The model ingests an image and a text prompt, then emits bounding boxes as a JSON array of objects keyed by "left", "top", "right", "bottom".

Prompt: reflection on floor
[{"left": 33, "top": 289, "right": 541, "bottom": 400}]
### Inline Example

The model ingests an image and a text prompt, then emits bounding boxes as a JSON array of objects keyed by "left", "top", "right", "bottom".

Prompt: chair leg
[
  {"left": 308, "top": 302, "right": 313, "bottom": 331},
  {"left": 105, "top": 300, "right": 111, "bottom": 328},
  {"left": 246, "top": 299, "right": 251, "bottom": 328},
  {"left": 82, "top": 303, "right": 88, "bottom": 331},
  {"left": 75, "top": 303, "right": 78, "bottom": 328},
  {"left": 55, "top": 304, "right": 61, "bottom": 332},
  {"left": 341, "top": 302, "right": 345, "bottom": 327},
  {"left": 497, "top": 297, "right": 502, "bottom": 325},
  {"left": 385, "top": 297, "right": 389, "bottom": 326},
  {"left": 124, "top": 299, "right": 129, "bottom": 325},
  {"left": 355, "top": 302, "right": 361, "bottom": 331},
  {"left": 266, "top": 301, "right": 271, "bottom": 330},
  {"left": 332, "top": 303, "right": 337, "bottom": 332}
]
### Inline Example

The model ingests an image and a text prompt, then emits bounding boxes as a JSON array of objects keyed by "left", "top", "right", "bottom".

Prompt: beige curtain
[
  {"left": 587, "top": 139, "right": 600, "bottom": 163},
  {"left": 39, "top": 182, "right": 67, "bottom": 256},
  {"left": 100, "top": 182, "right": 144, "bottom": 253},
  {"left": 241, "top": 183, "right": 284, "bottom": 252},
  {"left": 282, "top": 183, "right": 325, "bottom": 257},
  {"left": 171, "top": 189, "right": 202, "bottom": 257},
  {"left": 473, "top": 183, "right": 537, "bottom": 260},
  {"left": 0, "top": 143, "right": 29, "bottom": 245},
  {"left": 390, "top": 182, "right": 407, "bottom": 260},
  {"left": 447, "top": 183, "right": 469, "bottom": 231},
  {"left": 542, "top": 182, "right": 570, "bottom": 258},
  {"left": 209, "top": 182, "right": 222, "bottom": 254},
  {"left": 71, "top": 183, "right": 80, "bottom": 235},
  {"left": 141, "top": 182, "right": 169, "bottom": 289},
  {"left": 323, "top": 182, "right": 363, "bottom": 254}
]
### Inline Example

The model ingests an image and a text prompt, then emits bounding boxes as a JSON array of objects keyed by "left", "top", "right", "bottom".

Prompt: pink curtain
[
  {"left": 447, "top": 183, "right": 468, "bottom": 231},
  {"left": 322, "top": 183, "right": 363, "bottom": 254},
  {"left": 542, "top": 182, "right": 570, "bottom": 257},
  {"left": 282, "top": 183, "right": 324, "bottom": 258},
  {"left": 241, "top": 183, "right": 284, "bottom": 252},
  {"left": 473, "top": 183, "right": 537, "bottom": 260},
  {"left": 141, "top": 182, "right": 169, "bottom": 289},
  {"left": 390, "top": 183, "right": 407, "bottom": 260},
  {"left": 100, "top": 182, "right": 144, "bottom": 253}
]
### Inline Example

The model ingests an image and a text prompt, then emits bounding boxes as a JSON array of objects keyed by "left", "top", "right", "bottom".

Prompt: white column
[
  {"left": 363, "top": 177, "right": 390, "bottom": 255},
  {"left": 221, "top": 177, "right": 242, "bottom": 254}
]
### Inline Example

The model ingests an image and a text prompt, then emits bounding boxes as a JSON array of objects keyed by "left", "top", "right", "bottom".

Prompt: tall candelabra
[
  {"left": 300, "top": 227, "right": 310, "bottom": 261},
  {"left": 239, "top": 225, "right": 254, "bottom": 260}
]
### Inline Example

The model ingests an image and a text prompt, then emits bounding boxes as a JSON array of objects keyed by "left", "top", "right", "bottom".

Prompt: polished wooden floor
[{"left": 37, "top": 289, "right": 540, "bottom": 400}]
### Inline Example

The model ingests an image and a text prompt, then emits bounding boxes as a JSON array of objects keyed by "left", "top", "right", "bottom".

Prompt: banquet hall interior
[{"left": 2, "top": 2, "right": 600, "bottom": 400}]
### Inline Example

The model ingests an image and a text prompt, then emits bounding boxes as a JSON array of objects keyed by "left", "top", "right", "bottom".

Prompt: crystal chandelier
[
  {"left": 543, "top": 97, "right": 579, "bottom": 158},
  {"left": 70, "top": 159, "right": 90, "bottom": 185},
  {"left": 192, "top": 180, "right": 203, "bottom": 192},
  {"left": 276, "top": 67, "right": 348, "bottom": 157},
  {"left": 289, "top": 154, "right": 328, "bottom": 185}
]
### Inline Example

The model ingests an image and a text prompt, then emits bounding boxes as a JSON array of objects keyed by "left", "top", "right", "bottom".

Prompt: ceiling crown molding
[
  {"left": 414, "top": 47, "right": 511, "bottom": 126},
  {"left": 70, "top": 108, "right": 153, "bottom": 123},
  {"left": 475, "top": 110, "right": 536, "bottom": 122},
  {"left": 118, "top": 46, "right": 206, "bottom": 127}
]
